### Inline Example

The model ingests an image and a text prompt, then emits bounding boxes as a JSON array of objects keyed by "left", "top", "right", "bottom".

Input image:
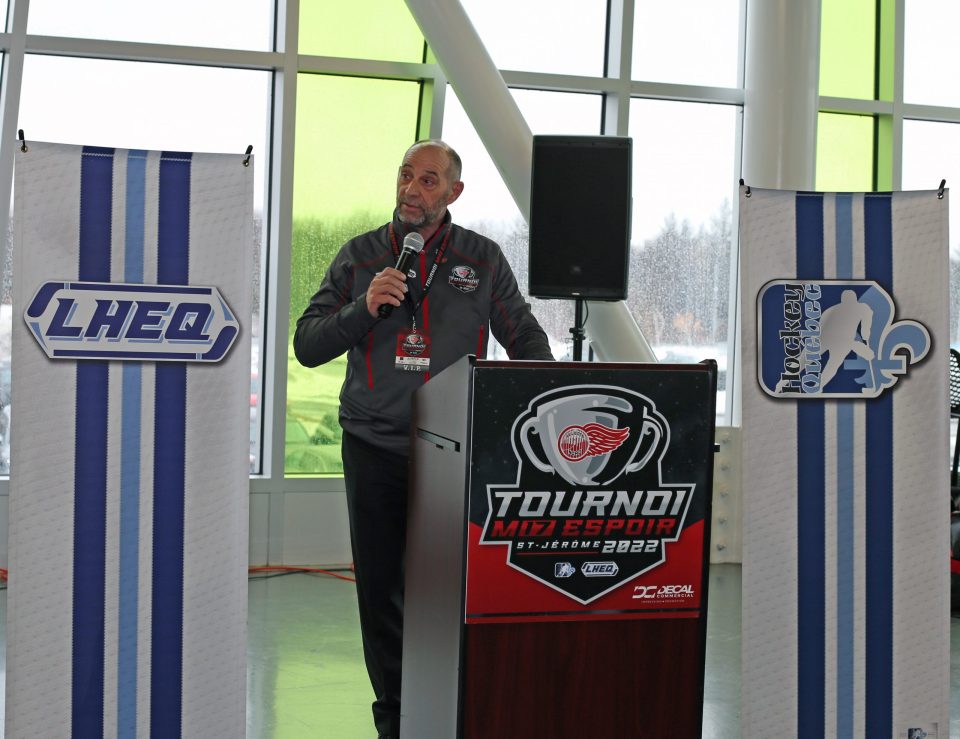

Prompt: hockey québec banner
[
  {"left": 9, "top": 142, "right": 252, "bottom": 738},
  {"left": 740, "top": 186, "right": 949, "bottom": 739}
]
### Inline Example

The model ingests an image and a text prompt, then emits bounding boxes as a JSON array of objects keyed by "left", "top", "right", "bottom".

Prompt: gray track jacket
[{"left": 294, "top": 214, "right": 554, "bottom": 455}]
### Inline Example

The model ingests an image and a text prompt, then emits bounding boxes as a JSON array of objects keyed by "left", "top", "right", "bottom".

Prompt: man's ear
[{"left": 447, "top": 181, "right": 465, "bottom": 205}]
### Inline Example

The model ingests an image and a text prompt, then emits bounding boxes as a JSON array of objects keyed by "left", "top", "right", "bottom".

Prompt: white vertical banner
[
  {"left": 9, "top": 141, "right": 252, "bottom": 738},
  {"left": 740, "top": 186, "right": 949, "bottom": 739}
]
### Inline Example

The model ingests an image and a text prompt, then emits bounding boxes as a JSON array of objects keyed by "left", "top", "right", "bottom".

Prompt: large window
[
  {"left": 0, "top": 0, "right": 747, "bottom": 486},
  {"left": 819, "top": 0, "right": 877, "bottom": 100},
  {"left": 633, "top": 0, "right": 741, "bottom": 87},
  {"left": 460, "top": 0, "right": 606, "bottom": 77},
  {"left": 285, "top": 74, "right": 422, "bottom": 476},
  {"left": 26, "top": 0, "right": 273, "bottom": 50},
  {"left": 903, "top": 1, "right": 960, "bottom": 350},
  {"left": 902, "top": 120, "right": 960, "bottom": 343},
  {"left": 19, "top": 56, "right": 269, "bottom": 159},
  {"left": 627, "top": 98, "right": 738, "bottom": 418},
  {"left": 442, "top": 87, "right": 603, "bottom": 360},
  {"left": 815, "top": 112, "right": 874, "bottom": 192},
  {"left": 903, "top": 0, "right": 960, "bottom": 107},
  {"left": 299, "top": 0, "right": 424, "bottom": 62}
]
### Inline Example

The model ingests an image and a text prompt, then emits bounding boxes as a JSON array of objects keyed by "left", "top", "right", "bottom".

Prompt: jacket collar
[{"left": 391, "top": 210, "right": 452, "bottom": 252}]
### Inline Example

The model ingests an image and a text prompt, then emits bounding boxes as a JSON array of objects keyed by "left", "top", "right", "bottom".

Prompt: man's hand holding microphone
[{"left": 366, "top": 232, "right": 425, "bottom": 318}]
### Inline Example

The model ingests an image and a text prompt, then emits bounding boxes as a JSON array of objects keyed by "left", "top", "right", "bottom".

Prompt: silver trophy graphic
[{"left": 515, "top": 387, "right": 669, "bottom": 486}]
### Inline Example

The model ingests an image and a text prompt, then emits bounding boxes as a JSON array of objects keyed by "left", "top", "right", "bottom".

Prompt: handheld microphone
[{"left": 378, "top": 231, "right": 425, "bottom": 318}]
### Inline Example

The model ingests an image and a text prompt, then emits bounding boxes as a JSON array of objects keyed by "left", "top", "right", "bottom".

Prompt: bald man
[{"left": 295, "top": 140, "right": 553, "bottom": 738}]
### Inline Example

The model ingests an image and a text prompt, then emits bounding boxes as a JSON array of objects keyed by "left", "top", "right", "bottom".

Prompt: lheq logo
[
  {"left": 24, "top": 281, "right": 240, "bottom": 362},
  {"left": 448, "top": 265, "right": 480, "bottom": 293},
  {"left": 758, "top": 280, "right": 930, "bottom": 399},
  {"left": 480, "top": 385, "right": 695, "bottom": 604},
  {"left": 581, "top": 562, "right": 618, "bottom": 577}
]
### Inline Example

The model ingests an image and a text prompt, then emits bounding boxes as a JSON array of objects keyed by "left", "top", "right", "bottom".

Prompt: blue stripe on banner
[
  {"left": 835, "top": 194, "right": 853, "bottom": 279},
  {"left": 151, "top": 151, "right": 191, "bottom": 739},
  {"left": 796, "top": 193, "right": 825, "bottom": 275},
  {"left": 79, "top": 147, "right": 114, "bottom": 283},
  {"left": 157, "top": 152, "right": 192, "bottom": 286},
  {"left": 795, "top": 192, "right": 825, "bottom": 738},
  {"left": 864, "top": 194, "right": 893, "bottom": 737},
  {"left": 119, "top": 364, "right": 141, "bottom": 739},
  {"left": 73, "top": 146, "right": 115, "bottom": 739},
  {"left": 836, "top": 401, "right": 854, "bottom": 739},
  {"left": 834, "top": 193, "right": 854, "bottom": 739},
  {"left": 125, "top": 151, "right": 147, "bottom": 284},
  {"left": 118, "top": 150, "right": 147, "bottom": 739}
]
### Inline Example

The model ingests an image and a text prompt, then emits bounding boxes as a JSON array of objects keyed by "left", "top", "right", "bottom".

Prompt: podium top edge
[{"left": 473, "top": 359, "right": 718, "bottom": 374}]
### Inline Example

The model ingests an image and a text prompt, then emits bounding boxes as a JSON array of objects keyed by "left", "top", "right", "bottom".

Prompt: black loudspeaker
[{"left": 529, "top": 135, "right": 632, "bottom": 301}]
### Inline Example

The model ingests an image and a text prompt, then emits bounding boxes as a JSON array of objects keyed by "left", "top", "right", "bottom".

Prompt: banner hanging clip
[
  {"left": 739, "top": 178, "right": 751, "bottom": 197},
  {"left": 938, "top": 178, "right": 946, "bottom": 199},
  {"left": 242, "top": 144, "right": 253, "bottom": 167},
  {"left": 18, "top": 129, "right": 27, "bottom": 153}
]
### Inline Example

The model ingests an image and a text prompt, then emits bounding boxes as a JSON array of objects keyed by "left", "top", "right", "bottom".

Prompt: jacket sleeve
[
  {"left": 488, "top": 248, "right": 555, "bottom": 361},
  {"left": 292, "top": 246, "right": 379, "bottom": 368}
]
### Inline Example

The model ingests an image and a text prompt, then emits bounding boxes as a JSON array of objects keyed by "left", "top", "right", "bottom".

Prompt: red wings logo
[{"left": 557, "top": 423, "right": 630, "bottom": 462}]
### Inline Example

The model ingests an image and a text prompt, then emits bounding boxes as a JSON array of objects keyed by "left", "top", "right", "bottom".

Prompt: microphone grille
[{"left": 403, "top": 232, "right": 425, "bottom": 253}]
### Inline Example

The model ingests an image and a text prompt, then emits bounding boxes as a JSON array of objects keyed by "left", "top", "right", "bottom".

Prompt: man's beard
[{"left": 397, "top": 194, "right": 448, "bottom": 228}]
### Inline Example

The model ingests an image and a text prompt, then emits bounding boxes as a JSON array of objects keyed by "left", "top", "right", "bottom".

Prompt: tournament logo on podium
[{"left": 480, "top": 385, "right": 695, "bottom": 604}]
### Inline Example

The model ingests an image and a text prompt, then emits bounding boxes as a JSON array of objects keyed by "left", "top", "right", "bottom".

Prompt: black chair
[{"left": 951, "top": 349, "right": 960, "bottom": 489}]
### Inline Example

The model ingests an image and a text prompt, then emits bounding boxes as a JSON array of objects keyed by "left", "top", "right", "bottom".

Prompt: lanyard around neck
[{"left": 388, "top": 222, "right": 452, "bottom": 319}]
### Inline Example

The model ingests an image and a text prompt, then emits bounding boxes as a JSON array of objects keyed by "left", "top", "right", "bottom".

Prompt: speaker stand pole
[{"left": 570, "top": 298, "right": 586, "bottom": 361}]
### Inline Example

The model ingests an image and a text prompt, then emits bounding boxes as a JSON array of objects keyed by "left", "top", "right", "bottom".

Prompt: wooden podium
[{"left": 401, "top": 356, "right": 717, "bottom": 739}]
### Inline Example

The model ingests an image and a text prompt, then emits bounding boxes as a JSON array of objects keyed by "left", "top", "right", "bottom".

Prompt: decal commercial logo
[
  {"left": 758, "top": 280, "right": 930, "bottom": 399},
  {"left": 480, "top": 386, "right": 695, "bottom": 604},
  {"left": 632, "top": 583, "right": 695, "bottom": 600},
  {"left": 448, "top": 265, "right": 480, "bottom": 293},
  {"left": 24, "top": 281, "right": 240, "bottom": 362}
]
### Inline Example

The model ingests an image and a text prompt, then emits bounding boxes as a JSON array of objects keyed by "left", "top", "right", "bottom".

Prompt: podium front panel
[{"left": 464, "top": 363, "right": 715, "bottom": 623}]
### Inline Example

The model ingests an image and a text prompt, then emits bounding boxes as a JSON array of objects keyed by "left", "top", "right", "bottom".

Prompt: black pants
[{"left": 342, "top": 431, "right": 408, "bottom": 739}]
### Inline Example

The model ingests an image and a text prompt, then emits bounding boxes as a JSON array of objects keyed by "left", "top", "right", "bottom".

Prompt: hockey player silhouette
[{"left": 819, "top": 289, "right": 875, "bottom": 389}]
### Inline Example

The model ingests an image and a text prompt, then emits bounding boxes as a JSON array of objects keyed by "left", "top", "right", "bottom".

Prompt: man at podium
[{"left": 293, "top": 139, "right": 553, "bottom": 739}]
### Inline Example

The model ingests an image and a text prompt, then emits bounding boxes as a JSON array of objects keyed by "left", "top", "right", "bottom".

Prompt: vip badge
[
  {"left": 757, "top": 280, "right": 930, "bottom": 399},
  {"left": 395, "top": 330, "right": 430, "bottom": 372}
]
